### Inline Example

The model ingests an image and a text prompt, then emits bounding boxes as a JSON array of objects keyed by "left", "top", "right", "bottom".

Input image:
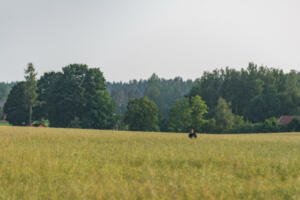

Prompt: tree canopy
[
  {"left": 168, "top": 98, "right": 192, "bottom": 133},
  {"left": 36, "top": 64, "right": 115, "bottom": 129},
  {"left": 124, "top": 97, "right": 159, "bottom": 131},
  {"left": 3, "top": 62, "right": 300, "bottom": 133},
  {"left": 3, "top": 82, "right": 28, "bottom": 125},
  {"left": 189, "top": 63, "right": 300, "bottom": 123}
]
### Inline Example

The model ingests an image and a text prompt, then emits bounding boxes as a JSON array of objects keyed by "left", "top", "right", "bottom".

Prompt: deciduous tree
[
  {"left": 215, "top": 98, "right": 234, "bottom": 132},
  {"left": 124, "top": 97, "right": 159, "bottom": 131},
  {"left": 168, "top": 98, "right": 192, "bottom": 132},
  {"left": 190, "top": 95, "right": 208, "bottom": 132}
]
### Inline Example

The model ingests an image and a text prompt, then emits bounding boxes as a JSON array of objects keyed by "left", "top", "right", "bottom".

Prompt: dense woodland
[
  {"left": 2, "top": 63, "right": 300, "bottom": 133},
  {"left": 189, "top": 63, "right": 300, "bottom": 122},
  {"left": 107, "top": 74, "right": 194, "bottom": 117}
]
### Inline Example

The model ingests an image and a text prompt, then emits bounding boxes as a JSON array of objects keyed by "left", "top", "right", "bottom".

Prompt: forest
[{"left": 2, "top": 62, "right": 300, "bottom": 133}]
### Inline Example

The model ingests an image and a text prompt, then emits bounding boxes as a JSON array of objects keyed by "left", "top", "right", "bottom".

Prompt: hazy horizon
[{"left": 1, "top": 0, "right": 299, "bottom": 82}]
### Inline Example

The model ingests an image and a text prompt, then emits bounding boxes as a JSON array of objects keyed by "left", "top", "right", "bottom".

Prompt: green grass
[
  {"left": 0, "top": 127, "right": 300, "bottom": 199},
  {"left": 0, "top": 120, "right": 9, "bottom": 126}
]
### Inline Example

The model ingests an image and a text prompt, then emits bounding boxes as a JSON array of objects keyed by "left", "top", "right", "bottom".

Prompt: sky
[{"left": 1, "top": 0, "right": 300, "bottom": 82}]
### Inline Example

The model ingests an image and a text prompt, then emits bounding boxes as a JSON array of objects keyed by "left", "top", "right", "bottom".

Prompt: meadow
[{"left": 0, "top": 127, "right": 300, "bottom": 199}]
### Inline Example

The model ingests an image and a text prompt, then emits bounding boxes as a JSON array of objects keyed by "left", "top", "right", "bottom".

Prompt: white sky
[{"left": 1, "top": 0, "right": 300, "bottom": 82}]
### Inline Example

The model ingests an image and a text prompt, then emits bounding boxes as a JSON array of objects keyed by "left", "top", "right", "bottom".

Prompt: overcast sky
[{"left": 1, "top": 0, "right": 300, "bottom": 82}]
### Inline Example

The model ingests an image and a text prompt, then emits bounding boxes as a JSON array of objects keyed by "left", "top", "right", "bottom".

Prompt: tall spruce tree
[{"left": 24, "top": 63, "right": 38, "bottom": 126}]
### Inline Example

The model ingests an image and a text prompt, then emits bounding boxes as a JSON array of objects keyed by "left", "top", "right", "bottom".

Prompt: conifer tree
[{"left": 24, "top": 63, "right": 38, "bottom": 125}]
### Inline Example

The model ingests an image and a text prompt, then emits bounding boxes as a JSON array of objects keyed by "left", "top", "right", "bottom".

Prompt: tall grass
[{"left": 0, "top": 127, "right": 299, "bottom": 199}]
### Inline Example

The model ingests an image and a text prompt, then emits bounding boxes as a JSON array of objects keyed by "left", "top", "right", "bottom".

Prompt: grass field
[
  {"left": 0, "top": 127, "right": 300, "bottom": 199},
  {"left": 0, "top": 121, "right": 9, "bottom": 126}
]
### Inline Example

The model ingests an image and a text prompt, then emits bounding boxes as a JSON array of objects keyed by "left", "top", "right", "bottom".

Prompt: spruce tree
[{"left": 24, "top": 63, "right": 38, "bottom": 126}]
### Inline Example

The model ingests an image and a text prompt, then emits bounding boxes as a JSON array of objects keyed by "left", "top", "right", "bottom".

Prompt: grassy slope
[{"left": 0, "top": 127, "right": 300, "bottom": 200}]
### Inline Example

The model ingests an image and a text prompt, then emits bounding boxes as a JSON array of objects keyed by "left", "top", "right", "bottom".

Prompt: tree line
[
  {"left": 107, "top": 74, "right": 194, "bottom": 130},
  {"left": 107, "top": 74, "right": 194, "bottom": 116},
  {"left": 3, "top": 62, "right": 300, "bottom": 133},
  {"left": 4, "top": 64, "right": 116, "bottom": 129},
  {"left": 186, "top": 63, "right": 300, "bottom": 133}
]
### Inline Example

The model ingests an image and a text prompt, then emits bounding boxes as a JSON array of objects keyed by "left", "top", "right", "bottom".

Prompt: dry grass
[{"left": 0, "top": 127, "right": 300, "bottom": 199}]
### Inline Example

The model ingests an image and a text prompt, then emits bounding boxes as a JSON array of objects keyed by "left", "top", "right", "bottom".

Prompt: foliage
[
  {"left": 24, "top": 63, "right": 38, "bottom": 125},
  {"left": 3, "top": 82, "right": 28, "bottom": 125},
  {"left": 263, "top": 117, "right": 280, "bottom": 132},
  {"left": 189, "top": 63, "right": 299, "bottom": 123},
  {"left": 167, "top": 95, "right": 208, "bottom": 133},
  {"left": 286, "top": 118, "right": 300, "bottom": 132},
  {"left": 107, "top": 74, "right": 194, "bottom": 122},
  {"left": 247, "top": 85, "right": 281, "bottom": 122},
  {"left": 0, "top": 82, "right": 15, "bottom": 107},
  {"left": 35, "top": 71, "right": 63, "bottom": 123},
  {"left": 214, "top": 98, "right": 235, "bottom": 132},
  {"left": 0, "top": 107, "right": 3, "bottom": 120},
  {"left": 37, "top": 64, "right": 116, "bottom": 129},
  {"left": 32, "top": 118, "right": 49, "bottom": 127},
  {"left": 190, "top": 95, "right": 208, "bottom": 132},
  {"left": 168, "top": 98, "right": 192, "bottom": 132},
  {"left": 0, "top": 83, "right": 10, "bottom": 102},
  {"left": 124, "top": 97, "right": 159, "bottom": 131},
  {"left": 5, "top": 62, "right": 300, "bottom": 134}
]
